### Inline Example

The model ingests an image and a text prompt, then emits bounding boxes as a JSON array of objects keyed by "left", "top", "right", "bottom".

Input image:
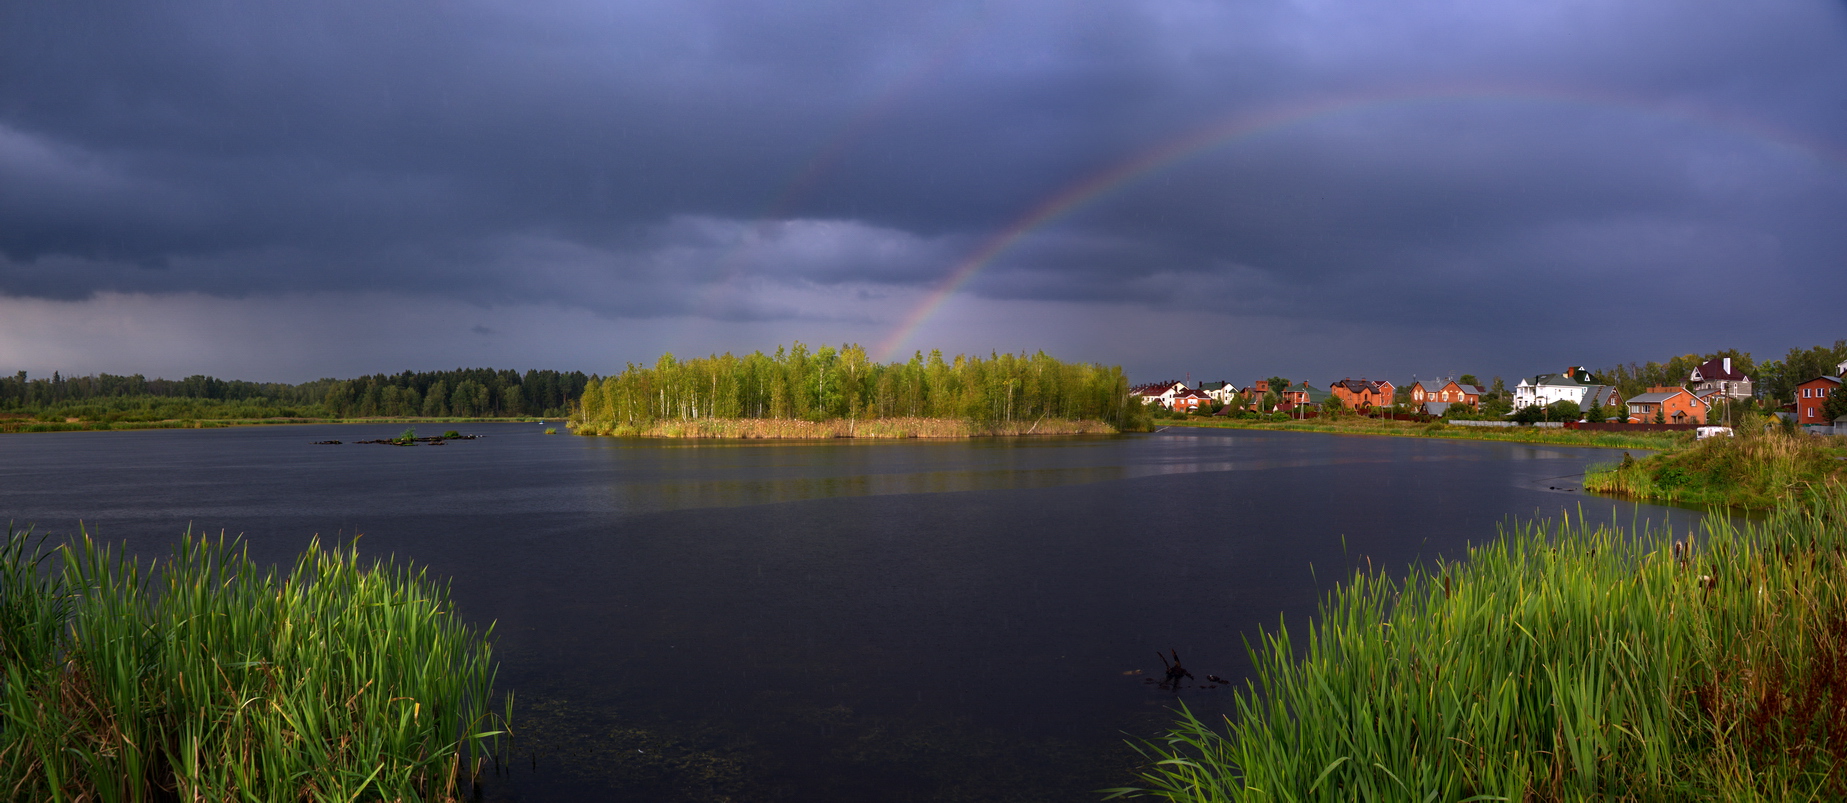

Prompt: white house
[
  {"left": 1130, "top": 381, "right": 1189, "bottom": 408},
  {"left": 1513, "top": 367, "right": 1617, "bottom": 412},
  {"left": 1197, "top": 381, "right": 1241, "bottom": 406}
]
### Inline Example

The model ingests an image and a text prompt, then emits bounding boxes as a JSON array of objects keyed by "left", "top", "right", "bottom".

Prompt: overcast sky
[{"left": 2, "top": 0, "right": 1843, "bottom": 384}]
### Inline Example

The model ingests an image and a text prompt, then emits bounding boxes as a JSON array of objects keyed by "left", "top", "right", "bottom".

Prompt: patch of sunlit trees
[{"left": 573, "top": 343, "right": 1147, "bottom": 429}]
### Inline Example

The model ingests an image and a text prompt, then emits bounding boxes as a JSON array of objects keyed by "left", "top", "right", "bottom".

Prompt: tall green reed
[
  {"left": 1111, "top": 486, "right": 1847, "bottom": 801},
  {"left": 0, "top": 529, "right": 507, "bottom": 801}
]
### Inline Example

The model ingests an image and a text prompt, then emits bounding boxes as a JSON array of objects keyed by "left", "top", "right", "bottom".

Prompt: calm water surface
[{"left": 0, "top": 424, "right": 1709, "bottom": 801}]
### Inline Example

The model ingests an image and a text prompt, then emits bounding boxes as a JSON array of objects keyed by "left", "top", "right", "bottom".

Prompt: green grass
[
  {"left": 0, "top": 528, "right": 508, "bottom": 801},
  {"left": 1164, "top": 416, "right": 1689, "bottom": 451},
  {"left": 1109, "top": 487, "right": 1847, "bottom": 801},
  {"left": 1584, "top": 432, "right": 1847, "bottom": 510}
]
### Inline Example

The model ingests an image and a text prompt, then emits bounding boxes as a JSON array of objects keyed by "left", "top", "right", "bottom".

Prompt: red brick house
[
  {"left": 1626, "top": 386, "right": 1707, "bottom": 425},
  {"left": 1797, "top": 374, "right": 1842, "bottom": 427},
  {"left": 1409, "top": 378, "right": 1482, "bottom": 406},
  {"left": 1328, "top": 378, "right": 1394, "bottom": 410},
  {"left": 1170, "top": 387, "right": 1213, "bottom": 412}
]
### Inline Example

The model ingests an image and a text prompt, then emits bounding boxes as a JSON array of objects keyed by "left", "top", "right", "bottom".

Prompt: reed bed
[
  {"left": 576, "top": 416, "right": 1117, "bottom": 439},
  {"left": 0, "top": 529, "right": 507, "bottom": 801},
  {"left": 1585, "top": 432, "right": 1846, "bottom": 510},
  {"left": 1111, "top": 486, "right": 1847, "bottom": 801}
]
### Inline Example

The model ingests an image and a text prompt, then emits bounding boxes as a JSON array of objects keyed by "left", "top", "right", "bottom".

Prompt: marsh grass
[
  {"left": 1584, "top": 432, "right": 1847, "bottom": 509},
  {"left": 0, "top": 529, "right": 507, "bottom": 801},
  {"left": 576, "top": 416, "right": 1117, "bottom": 439},
  {"left": 1111, "top": 487, "right": 1847, "bottom": 801}
]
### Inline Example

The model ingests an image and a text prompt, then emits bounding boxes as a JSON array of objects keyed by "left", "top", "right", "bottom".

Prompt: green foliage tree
[
  {"left": 570, "top": 344, "right": 1145, "bottom": 432},
  {"left": 1545, "top": 399, "right": 1580, "bottom": 422},
  {"left": 1320, "top": 393, "right": 1345, "bottom": 417},
  {"left": 1459, "top": 374, "right": 1480, "bottom": 387},
  {"left": 1823, "top": 383, "right": 1847, "bottom": 424}
]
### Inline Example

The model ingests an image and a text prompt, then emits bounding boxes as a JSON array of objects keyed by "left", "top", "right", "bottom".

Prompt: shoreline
[
  {"left": 0, "top": 416, "right": 554, "bottom": 434},
  {"left": 569, "top": 416, "right": 1120, "bottom": 439},
  {"left": 1158, "top": 416, "right": 1687, "bottom": 450}
]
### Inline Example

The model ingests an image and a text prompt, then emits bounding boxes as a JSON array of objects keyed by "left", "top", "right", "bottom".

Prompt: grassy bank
[
  {"left": 572, "top": 416, "right": 1118, "bottom": 438},
  {"left": 1584, "top": 432, "right": 1847, "bottom": 510},
  {"left": 1164, "top": 416, "right": 1688, "bottom": 450},
  {"left": 0, "top": 529, "right": 507, "bottom": 801},
  {"left": 1112, "top": 487, "right": 1847, "bottom": 801}
]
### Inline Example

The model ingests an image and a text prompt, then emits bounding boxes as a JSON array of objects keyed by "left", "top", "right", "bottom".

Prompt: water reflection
[{"left": 0, "top": 423, "right": 1724, "bottom": 801}]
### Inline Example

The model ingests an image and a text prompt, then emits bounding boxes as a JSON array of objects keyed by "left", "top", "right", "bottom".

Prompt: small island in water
[{"left": 568, "top": 343, "right": 1152, "bottom": 438}]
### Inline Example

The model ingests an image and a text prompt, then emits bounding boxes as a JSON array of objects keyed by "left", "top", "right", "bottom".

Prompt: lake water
[{"left": 0, "top": 423, "right": 1708, "bottom": 801}]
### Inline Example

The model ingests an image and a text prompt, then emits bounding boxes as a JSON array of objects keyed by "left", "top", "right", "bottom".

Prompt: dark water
[{"left": 0, "top": 423, "right": 1708, "bottom": 801}]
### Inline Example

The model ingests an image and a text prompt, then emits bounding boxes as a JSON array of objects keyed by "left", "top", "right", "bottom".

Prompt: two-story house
[
  {"left": 1329, "top": 378, "right": 1394, "bottom": 410},
  {"left": 1513, "top": 367, "right": 1620, "bottom": 414},
  {"left": 1131, "top": 381, "right": 1187, "bottom": 407},
  {"left": 1197, "top": 381, "right": 1241, "bottom": 406},
  {"left": 1689, "top": 357, "right": 1753, "bottom": 402},
  {"left": 1796, "top": 370, "right": 1843, "bottom": 427},
  {"left": 1276, "top": 381, "right": 1329, "bottom": 412},
  {"left": 1626, "top": 386, "right": 1707, "bottom": 425}
]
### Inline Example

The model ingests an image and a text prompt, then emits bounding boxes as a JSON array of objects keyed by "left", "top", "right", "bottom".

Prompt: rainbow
[
  {"left": 682, "top": 8, "right": 997, "bottom": 330},
  {"left": 871, "top": 84, "right": 1847, "bottom": 361}
]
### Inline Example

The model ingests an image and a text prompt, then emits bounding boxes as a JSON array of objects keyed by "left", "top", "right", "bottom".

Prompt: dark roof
[
  {"left": 1690, "top": 357, "right": 1748, "bottom": 382},
  {"left": 1331, "top": 378, "right": 1390, "bottom": 393}
]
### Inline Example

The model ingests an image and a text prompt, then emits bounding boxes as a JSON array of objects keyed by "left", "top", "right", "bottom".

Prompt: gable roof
[
  {"left": 1626, "top": 387, "right": 1700, "bottom": 405},
  {"left": 1690, "top": 357, "right": 1747, "bottom": 382},
  {"left": 1331, "top": 378, "right": 1390, "bottom": 394}
]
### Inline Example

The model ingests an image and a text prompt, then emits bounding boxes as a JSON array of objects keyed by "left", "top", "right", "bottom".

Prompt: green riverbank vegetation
[
  {"left": 570, "top": 343, "right": 1151, "bottom": 437},
  {"left": 1113, "top": 487, "right": 1847, "bottom": 801},
  {"left": 0, "top": 367, "right": 590, "bottom": 431},
  {"left": 1163, "top": 415, "right": 1689, "bottom": 451},
  {"left": 1584, "top": 429, "right": 1847, "bottom": 510},
  {"left": 0, "top": 529, "right": 507, "bottom": 801}
]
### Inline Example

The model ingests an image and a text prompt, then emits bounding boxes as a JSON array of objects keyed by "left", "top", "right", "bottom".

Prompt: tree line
[
  {"left": 574, "top": 343, "right": 1147, "bottom": 430},
  {"left": 1598, "top": 341, "right": 1844, "bottom": 404},
  {"left": 0, "top": 368, "right": 589, "bottom": 420}
]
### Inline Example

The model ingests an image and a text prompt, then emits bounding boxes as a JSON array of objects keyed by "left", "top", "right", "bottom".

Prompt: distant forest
[
  {"left": 575, "top": 343, "right": 1147, "bottom": 432},
  {"left": 0, "top": 368, "right": 590, "bottom": 423}
]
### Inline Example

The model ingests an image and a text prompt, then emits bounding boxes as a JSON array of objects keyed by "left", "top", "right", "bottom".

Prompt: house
[
  {"left": 1276, "top": 381, "right": 1329, "bottom": 412},
  {"left": 1409, "top": 377, "right": 1483, "bottom": 407},
  {"left": 1626, "top": 386, "right": 1707, "bottom": 425},
  {"left": 1170, "top": 387, "right": 1214, "bottom": 413},
  {"left": 1512, "top": 367, "right": 1619, "bottom": 413},
  {"left": 1197, "top": 381, "right": 1241, "bottom": 406},
  {"left": 1796, "top": 374, "right": 1842, "bottom": 427},
  {"left": 1512, "top": 367, "right": 1598, "bottom": 409},
  {"left": 1329, "top": 378, "right": 1394, "bottom": 410},
  {"left": 1250, "top": 379, "right": 1271, "bottom": 394},
  {"left": 1131, "top": 381, "right": 1187, "bottom": 407},
  {"left": 1689, "top": 357, "right": 1753, "bottom": 402}
]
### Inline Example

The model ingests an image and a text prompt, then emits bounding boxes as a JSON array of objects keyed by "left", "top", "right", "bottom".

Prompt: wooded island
[{"left": 570, "top": 343, "right": 1151, "bottom": 438}]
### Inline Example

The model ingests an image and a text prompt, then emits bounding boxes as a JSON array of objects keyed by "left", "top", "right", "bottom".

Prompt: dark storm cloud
[{"left": 1, "top": 0, "right": 1843, "bottom": 363}]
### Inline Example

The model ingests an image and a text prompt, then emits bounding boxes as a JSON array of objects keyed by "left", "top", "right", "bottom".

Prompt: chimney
[{"left": 1723, "top": 357, "right": 1731, "bottom": 374}]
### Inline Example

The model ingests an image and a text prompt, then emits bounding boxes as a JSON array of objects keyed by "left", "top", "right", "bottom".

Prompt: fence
[{"left": 1565, "top": 422, "right": 1699, "bottom": 432}]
